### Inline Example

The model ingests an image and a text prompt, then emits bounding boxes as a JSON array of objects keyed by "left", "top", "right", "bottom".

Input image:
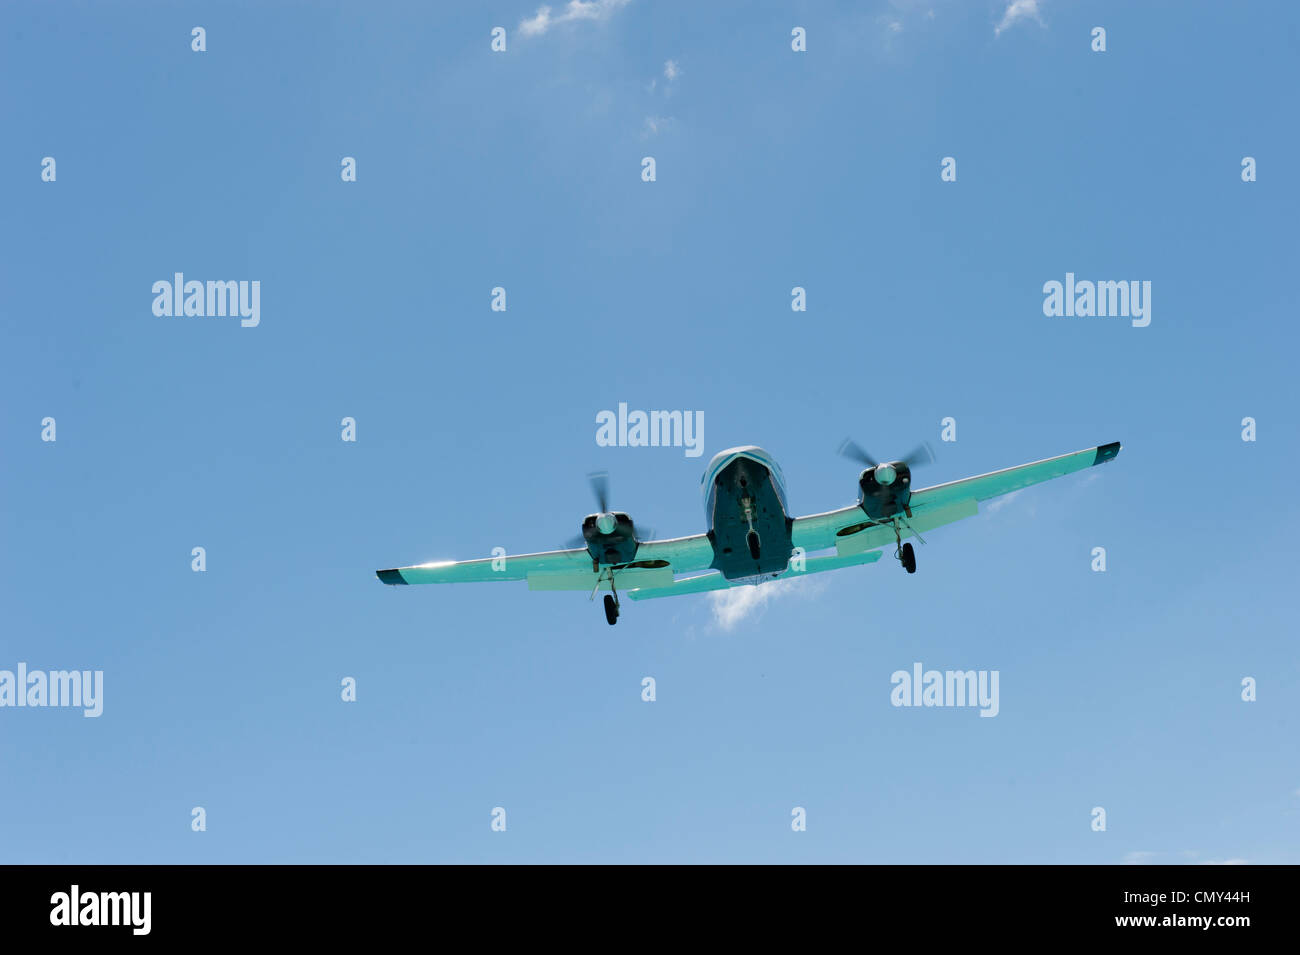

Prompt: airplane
[{"left": 376, "top": 440, "right": 1121, "bottom": 625}]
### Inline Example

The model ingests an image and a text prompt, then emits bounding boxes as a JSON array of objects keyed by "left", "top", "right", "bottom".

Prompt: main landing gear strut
[
  {"left": 592, "top": 567, "right": 621, "bottom": 625},
  {"left": 892, "top": 517, "right": 923, "bottom": 574}
]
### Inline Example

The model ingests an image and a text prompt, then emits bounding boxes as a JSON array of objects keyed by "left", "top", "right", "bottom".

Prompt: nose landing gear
[{"left": 740, "top": 493, "right": 761, "bottom": 561}]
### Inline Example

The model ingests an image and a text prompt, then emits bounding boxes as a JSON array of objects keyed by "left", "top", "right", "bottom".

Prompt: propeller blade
[
  {"left": 587, "top": 470, "right": 610, "bottom": 513},
  {"left": 633, "top": 525, "right": 657, "bottom": 542},
  {"left": 902, "top": 442, "right": 935, "bottom": 468},
  {"left": 564, "top": 533, "right": 588, "bottom": 550},
  {"left": 837, "top": 438, "right": 878, "bottom": 468}
]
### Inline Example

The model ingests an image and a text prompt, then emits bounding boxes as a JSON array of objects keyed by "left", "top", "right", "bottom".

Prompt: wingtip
[
  {"left": 1093, "top": 441, "right": 1121, "bottom": 465},
  {"left": 376, "top": 568, "right": 407, "bottom": 585}
]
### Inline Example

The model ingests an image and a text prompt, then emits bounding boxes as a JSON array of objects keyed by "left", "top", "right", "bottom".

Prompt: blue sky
[{"left": 2, "top": 0, "right": 1297, "bottom": 863}]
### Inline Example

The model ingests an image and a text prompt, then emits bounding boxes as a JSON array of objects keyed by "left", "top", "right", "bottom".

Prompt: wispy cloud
[
  {"left": 1123, "top": 850, "right": 1250, "bottom": 865},
  {"left": 642, "top": 60, "right": 680, "bottom": 136},
  {"left": 708, "top": 576, "right": 823, "bottom": 631},
  {"left": 873, "top": 0, "right": 939, "bottom": 44},
  {"left": 641, "top": 115, "right": 675, "bottom": 138},
  {"left": 648, "top": 59, "right": 680, "bottom": 95},
  {"left": 984, "top": 488, "right": 1025, "bottom": 515},
  {"left": 994, "top": 0, "right": 1045, "bottom": 36},
  {"left": 519, "top": 0, "right": 631, "bottom": 38}
]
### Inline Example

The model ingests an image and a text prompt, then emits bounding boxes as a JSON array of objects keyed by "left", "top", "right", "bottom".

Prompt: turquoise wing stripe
[
  {"left": 911, "top": 442, "right": 1120, "bottom": 511},
  {"left": 377, "top": 534, "right": 715, "bottom": 586},
  {"left": 791, "top": 442, "right": 1120, "bottom": 554},
  {"left": 377, "top": 548, "right": 590, "bottom": 585}
]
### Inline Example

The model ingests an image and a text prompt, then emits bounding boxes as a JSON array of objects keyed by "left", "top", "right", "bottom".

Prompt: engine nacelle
[
  {"left": 580, "top": 511, "right": 640, "bottom": 566},
  {"left": 857, "top": 463, "right": 912, "bottom": 520}
]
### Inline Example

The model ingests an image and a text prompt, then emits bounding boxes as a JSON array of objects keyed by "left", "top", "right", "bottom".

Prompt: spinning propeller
[
  {"left": 837, "top": 438, "right": 934, "bottom": 485},
  {"left": 588, "top": 470, "right": 614, "bottom": 532},
  {"left": 564, "top": 471, "right": 654, "bottom": 549}
]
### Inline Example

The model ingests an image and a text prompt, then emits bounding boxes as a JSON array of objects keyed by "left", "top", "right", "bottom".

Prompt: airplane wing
[
  {"left": 376, "top": 533, "right": 715, "bottom": 592},
  {"left": 377, "top": 442, "right": 1119, "bottom": 599},
  {"left": 791, "top": 442, "right": 1120, "bottom": 556}
]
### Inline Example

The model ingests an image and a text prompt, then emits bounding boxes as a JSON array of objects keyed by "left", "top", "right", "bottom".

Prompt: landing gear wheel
[
  {"left": 746, "top": 530, "right": 761, "bottom": 561},
  {"left": 603, "top": 593, "right": 620, "bottom": 626},
  {"left": 900, "top": 541, "right": 917, "bottom": 574}
]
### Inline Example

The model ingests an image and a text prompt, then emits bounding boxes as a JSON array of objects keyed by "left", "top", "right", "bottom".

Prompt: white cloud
[
  {"left": 708, "top": 575, "right": 822, "bottom": 631},
  {"left": 519, "top": 7, "right": 553, "bottom": 36},
  {"left": 1199, "top": 858, "right": 1250, "bottom": 865},
  {"left": 1122, "top": 850, "right": 1156, "bottom": 865},
  {"left": 519, "top": 0, "right": 631, "bottom": 38},
  {"left": 995, "top": 0, "right": 1044, "bottom": 36},
  {"left": 872, "top": 0, "right": 938, "bottom": 43},
  {"left": 650, "top": 59, "right": 679, "bottom": 97},
  {"left": 641, "top": 115, "right": 675, "bottom": 137},
  {"left": 984, "top": 488, "right": 1025, "bottom": 515},
  {"left": 709, "top": 581, "right": 787, "bottom": 630}
]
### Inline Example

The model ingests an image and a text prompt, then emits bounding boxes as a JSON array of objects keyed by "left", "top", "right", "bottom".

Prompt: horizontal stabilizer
[{"left": 628, "top": 548, "right": 883, "bottom": 601}]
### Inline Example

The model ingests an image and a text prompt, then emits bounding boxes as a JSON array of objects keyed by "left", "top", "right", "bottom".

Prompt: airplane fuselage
[{"left": 701, "top": 446, "right": 794, "bottom": 580}]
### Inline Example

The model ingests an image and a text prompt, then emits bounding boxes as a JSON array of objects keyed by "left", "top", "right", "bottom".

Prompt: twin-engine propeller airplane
[{"left": 377, "top": 440, "right": 1121, "bottom": 625}]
